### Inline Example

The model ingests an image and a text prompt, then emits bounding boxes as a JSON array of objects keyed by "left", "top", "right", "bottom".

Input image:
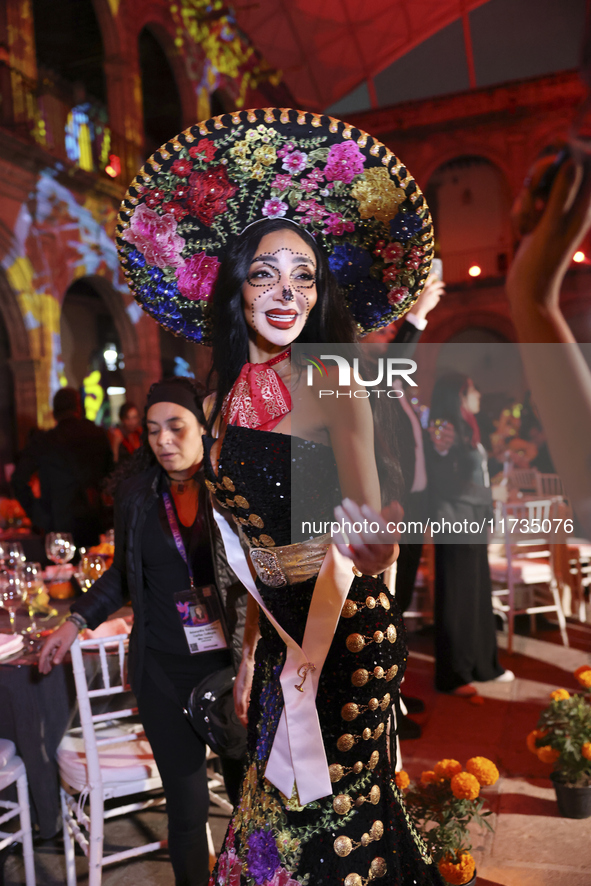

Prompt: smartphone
[
  {"left": 533, "top": 147, "right": 570, "bottom": 201},
  {"left": 431, "top": 258, "right": 443, "bottom": 281}
]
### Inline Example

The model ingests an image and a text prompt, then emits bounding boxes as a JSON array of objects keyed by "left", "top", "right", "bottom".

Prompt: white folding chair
[
  {"left": 57, "top": 635, "right": 166, "bottom": 886},
  {"left": 0, "top": 739, "right": 35, "bottom": 886},
  {"left": 536, "top": 473, "right": 564, "bottom": 497},
  {"left": 489, "top": 500, "right": 569, "bottom": 653}
]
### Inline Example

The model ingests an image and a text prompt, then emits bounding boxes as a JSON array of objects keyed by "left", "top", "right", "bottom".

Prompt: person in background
[
  {"left": 426, "top": 373, "right": 514, "bottom": 695},
  {"left": 110, "top": 401, "right": 142, "bottom": 463},
  {"left": 12, "top": 387, "right": 113, "bottom": 547},
  {"left": 364, "top": 273, "right": 445, "bottom": 737},
  {"left": 39, "top": 377, "right": 248, "bottom": 886}
]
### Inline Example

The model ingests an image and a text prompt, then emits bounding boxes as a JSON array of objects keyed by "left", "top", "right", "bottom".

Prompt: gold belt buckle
[{"left": 250, "top": 549, "right": 288, "bottom": 588}]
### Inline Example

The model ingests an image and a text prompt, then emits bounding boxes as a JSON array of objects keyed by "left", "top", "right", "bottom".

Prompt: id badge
[{"left": 174, "top": 585, "right": 229, "bottom": 655}]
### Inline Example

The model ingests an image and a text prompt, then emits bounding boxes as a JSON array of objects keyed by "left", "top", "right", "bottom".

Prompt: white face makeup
[
  {"left": 462, "top": 380, "right": 481, "bottom": 415},
  {"left": 242, "top": 228, "right": 318, "bottom": 348}
]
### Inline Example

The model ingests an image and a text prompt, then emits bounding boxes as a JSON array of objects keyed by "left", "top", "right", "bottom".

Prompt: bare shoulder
[{"left": 203, "top": 393, "right": 216, "bottom": 420}]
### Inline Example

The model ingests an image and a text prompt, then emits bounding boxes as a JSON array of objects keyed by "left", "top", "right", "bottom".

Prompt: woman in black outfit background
[
  {"left": 40, "top": 377, "right": 248, "bottom": 886},
  {"left": 425, "top": 373, "right": 513, "bottom": 696}
]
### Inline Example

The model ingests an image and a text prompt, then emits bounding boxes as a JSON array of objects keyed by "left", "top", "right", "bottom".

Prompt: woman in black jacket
[
  {"left": 426, "top": 373, "right": 513, "bottom": 695},
  {"left": 40, "top": 377, "right": 248, "bottom": 886}
]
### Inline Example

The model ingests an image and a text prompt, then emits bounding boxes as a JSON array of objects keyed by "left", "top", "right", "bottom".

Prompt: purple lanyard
[{"left": 162, "top": 491, "right": 194, "bottom": 588}]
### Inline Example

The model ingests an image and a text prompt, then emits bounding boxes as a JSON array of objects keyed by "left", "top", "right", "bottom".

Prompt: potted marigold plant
[
  {"left": 395, "top": 756, "right": 499, "bottom": 885},
  {"left": 527, "top": 664, "right": 591, "bottom": 819}
]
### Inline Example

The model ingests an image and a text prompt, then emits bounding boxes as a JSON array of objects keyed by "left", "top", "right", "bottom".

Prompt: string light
[
  {"left": 105, "top": 154, "right": 121, "bottom": 178},
  {"left": 468, "top": 265, "right": 481, "bottom": 277},
  {"left": 573, "top": 251, "right": 585, "bottom": 263}
]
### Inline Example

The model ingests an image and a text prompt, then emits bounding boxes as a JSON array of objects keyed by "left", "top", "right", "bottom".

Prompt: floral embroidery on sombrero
[{"left": 116, "top": 108, "right": 434, "bottom": 343}]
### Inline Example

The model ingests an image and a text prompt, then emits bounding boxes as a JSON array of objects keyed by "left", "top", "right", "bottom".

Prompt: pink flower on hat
[
  {"left": 387, "top": 285, "right": 410, "bottom": 305},
  {"left": 270, "top": 174, "right": 293, "bottom": 191},
  {"left": 383, "top": 242, "right": 404, "bottom": 264},
  {"left": 175, "top": 252, "right": 220, "bottom": 301},
  {"left": 281, "top": 150, "right": 308, "bottom": 174},
  {"left": 324, "top": 141, "right": 365, "bottom": 184},
  {"left": 262, "top": 198, "right": 288, "bottom": 219},
  {"left": 216, "top": 848, "right": 241, "bottom": 885},
  {"left": 269, "top": 867, "right": 300, "bottom": 886},
  {"left": 122, "top": 203, "right": 185, "bottom": 269},
  {"left": 324, "top": 213, "right": 355, "bottom": 236}
]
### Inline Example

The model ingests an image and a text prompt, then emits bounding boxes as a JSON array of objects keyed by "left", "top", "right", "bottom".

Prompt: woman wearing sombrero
[{"left": 117, "top": 108, "right": 443, "bottom": 886}]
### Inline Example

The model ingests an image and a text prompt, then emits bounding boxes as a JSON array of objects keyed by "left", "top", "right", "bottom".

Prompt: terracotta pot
[{"left": 551, "top": 774, "right": 591, "bottom": 819}]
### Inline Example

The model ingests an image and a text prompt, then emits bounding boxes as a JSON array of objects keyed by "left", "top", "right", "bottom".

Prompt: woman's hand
[
  {"left": 332, "top": 499, "right": 402, "bottom": 575},
  {"left": 506, "top": 154, "right": 591, "bottom": 341},
  {"left": 428, "top": 420, "right": 455, "bottom": 454},
  {"left": 38, "top": 620, "right": 79, "bottom": 674},
  {"left": 234, "top": 653, "right": 255, "bottom": 728}
]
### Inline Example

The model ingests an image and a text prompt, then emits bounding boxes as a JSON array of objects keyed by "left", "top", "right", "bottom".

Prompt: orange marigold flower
[
  {"left": 450, "top": 771, "right": 480, "bottom": 800},
  {"left": 395, "top": 770, "right": 410, "bottom": 790},
  {"left": 420, "top": 770, "right": 437, "bottom": 785},
  {"left": 434, "top": 759, "right": 463, "bottom": 780},
  {"left": 537, "top": 745, "right": 560, "bottom": 764},
  {"left": 581, "top": 742, "right": 591, "bottom": 762},
  {"left": 437, "top": 851, "right": 476, "bottom": 885},
  {"left": 550, "top": 689, "right": 570, "bottom": 701},
  {"left": 574, "top": 665, "right": 591, "bottom": 689},
  {"left": 526, "top": 729, "right": 548, "bottom": 754},
  {"left": 466, "top": 756, "right": 499, "bottom": 786}
]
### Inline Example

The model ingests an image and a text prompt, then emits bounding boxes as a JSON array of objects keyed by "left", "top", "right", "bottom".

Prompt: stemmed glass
[
  {"left": 17, "top": 562, "right": 44, "bottom": 634},
  {"left": 81, "top": 554, "right": 105, "bottom": 584},
  {"left": 5, "top": 542, "right": 25, "bottom": 571},
  {"left": 45, "top": 533, "right": 75, "bottom": 566},
  {"left": 0, "top": 572, "right": 25, "bottom": 633}
]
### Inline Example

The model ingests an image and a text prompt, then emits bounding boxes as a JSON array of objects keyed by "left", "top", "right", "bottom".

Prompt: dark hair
[
  {"left": 207, "top": 219, "right": 356, "bottom": 430},
  {"left": 53, "top": 386, "right": 81, "bottom": 419},
  {"left": 106, "top": 377, "right": 205, "bottom": 494},
  {"left": 429, "top": 373, "right": 472, "bottom": 446},
  {"left": 119, "top": 401, "right": 138, "bottom": 422}
]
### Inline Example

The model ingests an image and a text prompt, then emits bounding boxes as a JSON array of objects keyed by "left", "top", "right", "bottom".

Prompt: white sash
[{"left": 213, "top": 509, "right": 353, "bottom": 804}]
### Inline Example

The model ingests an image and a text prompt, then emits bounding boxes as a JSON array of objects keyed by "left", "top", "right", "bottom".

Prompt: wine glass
[
  {"left": 0, "top": 572, "right": 25, "bottom": 633},
  {"left": 17, "top": 562, "right": 44, "bottom": 634},
  {"left": 45, "top": 532, "right": 75, "bottom": 566},
  {"left": 81, "top": 554, "right": 105, "bottom": 583},
  {"left": 5, "top": 542, "right": 25, "bottom": 570}
]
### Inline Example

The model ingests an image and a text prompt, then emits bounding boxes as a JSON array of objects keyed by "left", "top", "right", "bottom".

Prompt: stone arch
[
  {"left": 68, "top": 274, "right": 148, "bottom": 409},
  {"left": 137, "top": 23, "right": 185, "bottom": 156},
  {"left": 425, "top": 154, "right": 513, "bottom": 285},
  {"left": 421, "top": 306, "right": 517, "bottom": 344},
  {"left": 0, "top": 269, "right": 37, "bottom": 447},
  {"left": 139, "top": 19, "right": 196, "bottom": 129}
]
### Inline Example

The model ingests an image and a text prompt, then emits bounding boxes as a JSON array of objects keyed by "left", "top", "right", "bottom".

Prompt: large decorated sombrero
[{"left": 116, "top": 108, "right": 433, "bottom": 343}]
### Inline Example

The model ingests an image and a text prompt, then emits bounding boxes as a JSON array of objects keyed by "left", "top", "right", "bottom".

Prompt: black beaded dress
[{"left": 205, "top": 425, "right": 443, "bottom": 886}]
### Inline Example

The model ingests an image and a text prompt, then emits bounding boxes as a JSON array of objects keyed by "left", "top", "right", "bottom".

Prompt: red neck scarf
[{"left": 222, "top": 350, "right": 291, "bottom": 431}]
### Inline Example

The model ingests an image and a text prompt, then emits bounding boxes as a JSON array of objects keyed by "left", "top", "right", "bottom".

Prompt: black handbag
[{"left": 186, "top": 665, "right": 247, "bottom": 760}]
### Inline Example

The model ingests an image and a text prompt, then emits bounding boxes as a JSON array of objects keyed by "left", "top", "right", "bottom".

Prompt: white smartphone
[{"left": 431, "top": 258, "right": 443, "bottom": 281}]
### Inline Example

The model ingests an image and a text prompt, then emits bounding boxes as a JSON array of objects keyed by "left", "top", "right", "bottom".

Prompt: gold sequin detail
[
  {"left": 222, "top": 476, "right": 235, "bottom": 491},
  {"left": 333, "top": 794, "right": 353, "bottom": 815},
  {"left": 205, "top": 479, "right": 216, "bottom": 493},
  {"left": 378, "top": 592, "right": 390, "bottom": 610},
  {"left": 225, "top": 497, "right": 235, "bottom": 507},
  {"left": 351, "top": 668, "right": 369, "bottom": 687},
  {"left": 373, "top": 630, "right": 384, "bottom": 644},
  {"left": 386, "top": 664, "right": 398, "bottom": 680},
  {"left": 259, "top": 534, "right": 275, "bottom": 547},
  {"left": 371, "top": 821, "right": 384, "bottom": 840},
  {"left": 234, "top": 495, "right": 249, "bottom": 509},
  {"left": 346, "top": 633, "right": 365, "bottom": 653},
  {"left": 334, "top": 835, "right": 353, "bottom": 857},
  {"left": 344, "top": 875, "right": 362, "bottom": 886},
  {"left": 342, "top": 600, "right": 358, "bottom": 618},
  {"left": 371, "top": 858, "right": 387, "bottom": 877},
  {"left": 337, "top": 734, "right": 356, "bottom": 752},
  {"left": 386, "top": 624, "right": 397, "bottom": 643},
  {"left": 248, "top": 514, "right": 264, "bottom": 528}
]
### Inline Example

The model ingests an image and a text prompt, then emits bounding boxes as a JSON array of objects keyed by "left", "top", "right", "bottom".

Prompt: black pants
[
  {"left": 136, "top": 649, "right": 244, "bottom": 886},
  {"left": 395, "top": 543, "right": 423, "bottom": 615},
  {"left": 434, "top": 544, "right": 503, "bottom": 692}
]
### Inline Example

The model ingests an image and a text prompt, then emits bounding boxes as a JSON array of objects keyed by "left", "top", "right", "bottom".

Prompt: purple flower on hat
[
  {"left": 328, "top": 242, "right": 372, "bottom": 285},
  {"left": 175, "top": 252, "right": 220, "bottom": 301},
  {"left": 122, "top": 203, "right": 185, "bottom": 270},
  {"left": 281, "top": 150, "right": 308, "bottom": 174},
  {"left": 246, "top": 829, "right": 280, "bottom": 884},
  {"left": 324, "top": 141, "right": 365, "bottom": 184},
  {"left": 262, "top": 198, "right": 288, "bottom": 219}
]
